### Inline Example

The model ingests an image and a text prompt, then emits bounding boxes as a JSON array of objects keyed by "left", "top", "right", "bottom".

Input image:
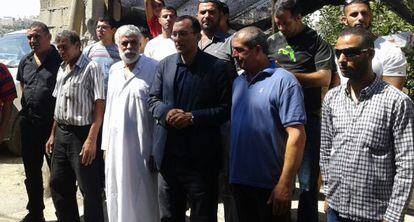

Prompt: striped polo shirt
[
  {"left": 0, "top": 63, "right": 17, "bottom": 104},
  {"left": 53, "top": 54, "right": 104, "bottom": 126}
]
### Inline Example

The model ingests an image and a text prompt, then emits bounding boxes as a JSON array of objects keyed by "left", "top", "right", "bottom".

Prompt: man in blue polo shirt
[{"left": 230, "top": 26, "right": 307, "bottom": 222}]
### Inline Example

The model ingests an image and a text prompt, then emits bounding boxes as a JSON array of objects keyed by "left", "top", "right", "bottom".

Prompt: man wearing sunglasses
[
  {"left": 267, "top": 0, "right": 336, "bottom": 221},
  {"left": 341, "top": 0, "right": 407, "bottom": 90},
  {"left": 321, "top": 26, "right": 414, "bottom": 222}
]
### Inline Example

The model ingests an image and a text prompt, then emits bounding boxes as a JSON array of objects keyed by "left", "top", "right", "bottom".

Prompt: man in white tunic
[{"left": 101, "top": 25, "right": 159, "bottom": 222}]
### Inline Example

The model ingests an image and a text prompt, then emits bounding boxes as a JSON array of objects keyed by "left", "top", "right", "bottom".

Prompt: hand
[
  {"left": 81, "top": 138, "right": 97, "bottom": 166},
  {"left": 170, "top": 112, "right": 193, "bottom": 129},
  {"left": 324, "top": 198, "right": 329, "bottom": 213},
  {"left": 267, "top": 182, "right": 293, "bottom": 216},
  {"left": 167, "top": 109, "right": 193, "bottom": 129},
  {"left": 166, "top": 109, "right": 184, "bottom": 125},
  {"left": 45, "top": 135, "right": 55, "bottom": 156}
]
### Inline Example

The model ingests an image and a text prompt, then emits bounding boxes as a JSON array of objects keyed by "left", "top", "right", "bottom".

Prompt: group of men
[{"left": 2, "top": 0, "right": 413, "bottom": 221}]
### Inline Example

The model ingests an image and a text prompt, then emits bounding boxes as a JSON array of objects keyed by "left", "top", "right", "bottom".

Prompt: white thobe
[{"left": 102, "top": 56, "right": 159, "bottom": 222}]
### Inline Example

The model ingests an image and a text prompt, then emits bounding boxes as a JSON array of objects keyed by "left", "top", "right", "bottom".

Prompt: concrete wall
[{"left": 39, "top": 0, "right": 72, "bottom": 38}]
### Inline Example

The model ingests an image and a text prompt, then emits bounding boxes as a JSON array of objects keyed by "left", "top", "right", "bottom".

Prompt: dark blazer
[{"left": 148, "top": 50, "right": 233, "bottom": 170}]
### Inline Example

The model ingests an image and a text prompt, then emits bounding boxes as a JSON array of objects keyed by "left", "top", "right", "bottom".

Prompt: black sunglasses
[{"left": 335, "top": 48, "right": 370, "bottom": 59}]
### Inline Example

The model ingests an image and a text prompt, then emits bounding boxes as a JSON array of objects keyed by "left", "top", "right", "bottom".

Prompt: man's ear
[
  {"left": 368, "top": 48, "right": 375, "bottom": 59},
  {"left": 340, "top": 16, "right": 348, "bottom": 26}
]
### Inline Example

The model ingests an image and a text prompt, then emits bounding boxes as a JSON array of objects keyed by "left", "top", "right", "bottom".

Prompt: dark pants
[
  {"left": 327, "top": 207, "right": 356, "bottom": 222},
  {"left": 20, "top": 117, "right": 52, "bottom": 216},
  {"left": 297, "top": 123, "right": 320, "bottom": 222},
  {"left": 232, "top": 184, "right": 290, "bottom": 222},
  {"left": 50, "top": 125, "right": 104, "bottom": 222},
  {"left": 159, "top": 156, "right": 219, "bottom": 222}
]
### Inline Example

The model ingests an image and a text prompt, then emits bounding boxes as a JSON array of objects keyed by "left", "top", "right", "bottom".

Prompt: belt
[{"left": 57, "top": 123, "right": 90, "bottom": 131}]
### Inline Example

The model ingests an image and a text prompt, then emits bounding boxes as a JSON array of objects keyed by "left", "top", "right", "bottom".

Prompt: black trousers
[
  {"left": 50, "top": 125, "right": 104, "bottom": 222},
  {"left": 232, "top": 184, "right": 290, "bottom": 222},
  {"left": 159, "top": 156, "right": 219, "bottom": 222},
  {"left": 20, "top": 117, "right": 52, "bottom": 215}
]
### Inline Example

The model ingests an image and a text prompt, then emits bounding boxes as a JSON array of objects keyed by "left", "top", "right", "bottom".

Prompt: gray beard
[{"left": 120, "top": 51, "right": 139, "bottom": 64}]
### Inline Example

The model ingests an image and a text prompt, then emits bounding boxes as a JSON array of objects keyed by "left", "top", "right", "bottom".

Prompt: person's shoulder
[
  {"left": 19, "top": 51, "right": 34, "bottom": 65},
  {"left": 375, "top": 37, "right": 405, "bottom": 57},
  {"left": 111, "top": 60, "right": 124, "bottom": 70},
  {"left": 382, "top": 81, "right": 411, "bottom": 101},
  {"left": 324, "top": 84, "right": 345, "bottom": 104},
  {"left": 141, "top": 54, "right": 159, "bottom": 67},
  {"left": 0, "top": 63, "right": 11, "bottom": 77}
]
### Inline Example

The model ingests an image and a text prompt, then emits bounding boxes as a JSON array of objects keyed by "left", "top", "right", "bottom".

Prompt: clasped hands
[{"left": 166, "top": 109, "right": 193, "bottom": 129}]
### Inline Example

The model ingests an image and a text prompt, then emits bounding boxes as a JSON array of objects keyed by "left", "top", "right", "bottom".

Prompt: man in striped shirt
[
  {"left": 83, "top": 15, "right": 120, "bottom": 95},
  {"left": 0, "top": 63, "right": 17, "bottom": 141},
  {"left": 46, "top": 30, "right": 105, "bottom": 222}
]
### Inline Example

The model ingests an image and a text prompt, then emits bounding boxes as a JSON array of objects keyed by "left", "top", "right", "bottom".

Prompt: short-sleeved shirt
[
  {"left": 17, "top": 46, "right": 62, "bottom": 124},
  {"left": 372, "top": 37, "right": 407, "bottom": 77},
  {"left": 144, "top": 35, "right": 177, "bottom": 61},
  {"left": 198, "top": 31, "right": 233, "bottom": 62},
  {"left": 83, "top": 42, "right": 121, "bottom": 95},
  {"left": 53, "top": 54, "right": 104, "bottom": 126},
  {"left": 0, "top": 63, "right": 17, "bottom": 104},
  {"left": 230, "top": 60, "right": 307, "bottom": 189},
  {"left": 268, "top": 26, "right": 334, "bottom": 123},
  {"left": 147, "top": 16, "right": 162, "bottom": 38}
]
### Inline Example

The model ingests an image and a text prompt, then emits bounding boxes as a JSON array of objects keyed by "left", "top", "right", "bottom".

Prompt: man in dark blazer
[{"left": 148, "top": 15, "right": 233, "bottom": 222}]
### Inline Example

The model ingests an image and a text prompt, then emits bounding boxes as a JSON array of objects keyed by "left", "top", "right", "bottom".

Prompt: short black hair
[
  {"left": 55, "top": 30, "right": 81, "bottom": 46},
  {"left": 29, "top": 21, "right": 50, "bottom": 34},
  {"left": 273, "top": 0, "right": 302, "bottom": 17},
  {"left": 175, "top": 15, "right": 201, "bottom": 34},
  {"left": 339, "top": 26, "right": 374, "bottom": 49},
  {"left": 98, "top": 15, "right": 117, "bottom": 28},
  {"left": 198, "top": 0, "right": 223, "bottom": 12},
  {"left": 159, "top": 6, "right": 177, "bottom": 17},
  {"left": 221, "top": 2, "right": 229, "bottom": 16},
  {"left": 343, "top": 0, "right": 371, "bottom": 12},
  {"left": 234, "top": 26, "right": 269, "bottom": 55},
  {"left": 138, "top": 26, "right": 152, "bottom": 40}
]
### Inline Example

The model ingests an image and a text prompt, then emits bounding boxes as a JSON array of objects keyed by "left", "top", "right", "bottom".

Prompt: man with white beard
[{"left": 101, "top": 25, "right": 159, "bottom": 222}]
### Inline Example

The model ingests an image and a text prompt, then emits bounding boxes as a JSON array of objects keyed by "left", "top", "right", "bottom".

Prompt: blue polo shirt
[{"left": 230, "top": 60, "right": 306, "bottom": 189}]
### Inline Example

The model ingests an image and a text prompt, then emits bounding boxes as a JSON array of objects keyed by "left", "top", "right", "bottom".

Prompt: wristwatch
[{"left": 190, "top": 113, "right": 195, "bottom": 125}]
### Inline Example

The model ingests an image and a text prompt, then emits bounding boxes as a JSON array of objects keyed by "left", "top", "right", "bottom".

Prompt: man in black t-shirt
[{"left": 267, "top": 0, "right": 335, "bottom": 221}]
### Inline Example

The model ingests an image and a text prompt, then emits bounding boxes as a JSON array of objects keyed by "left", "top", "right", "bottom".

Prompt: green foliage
[{"left": 305, "top": 1, "right": 414, "bottom": 97}]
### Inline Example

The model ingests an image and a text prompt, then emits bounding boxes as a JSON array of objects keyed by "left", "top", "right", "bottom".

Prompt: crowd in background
[{"left": 0, "top": 0, "right": 413, "bottom": 222}]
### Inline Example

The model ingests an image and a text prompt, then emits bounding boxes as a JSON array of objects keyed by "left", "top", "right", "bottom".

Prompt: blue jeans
[
  {"left": 297, "top": 123, "right": 320, "bottom": 222},
  {"left": 327, "top": 207, "right": 355, "bottom": 222}
]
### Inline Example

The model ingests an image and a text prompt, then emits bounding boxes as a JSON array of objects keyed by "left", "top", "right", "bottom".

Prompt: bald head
[{"left": 234, "top": 26, "right": 269, "bottom": 55}]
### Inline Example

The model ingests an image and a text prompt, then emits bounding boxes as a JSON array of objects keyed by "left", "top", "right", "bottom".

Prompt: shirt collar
[
  {"left": 345, "top": 74, "right": 383, "bottom": 101},
  {"left": 61, "top": 53, "right": 90, "bottom": 71},
  {"left": 243, "top": 60, "right": 278, "bottom": 85},
  {"left": 176, "top": 50, "right": 202, "bottom": 67}
]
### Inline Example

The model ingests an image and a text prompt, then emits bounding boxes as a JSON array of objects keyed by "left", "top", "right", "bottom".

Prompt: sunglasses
[{"left": 335, "top": 48, "right": 370, "bottom": 59}]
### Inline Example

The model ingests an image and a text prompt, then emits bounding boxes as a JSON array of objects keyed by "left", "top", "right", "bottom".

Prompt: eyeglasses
[
  {"left": 344, "top": 0, "right": 370, "bottom": 6},
  {"left": 335, "top": 48, "right": 371, "bottom": 59},
  {"left": 171, "top": 31, "right": 196, "bottom": 38}
]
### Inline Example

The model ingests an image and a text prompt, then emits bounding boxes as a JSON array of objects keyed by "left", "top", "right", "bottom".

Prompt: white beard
[{"left": 120, "top": 50, "right": 139, "bottom": 64}]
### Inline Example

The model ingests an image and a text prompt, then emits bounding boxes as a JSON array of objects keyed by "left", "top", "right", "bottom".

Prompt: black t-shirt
[
  {"left": 267, "top": 26, "right": 334, "bottom": 123},
  {"left": 17, "top": 46, "right": 62, "bottom": 125}
]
